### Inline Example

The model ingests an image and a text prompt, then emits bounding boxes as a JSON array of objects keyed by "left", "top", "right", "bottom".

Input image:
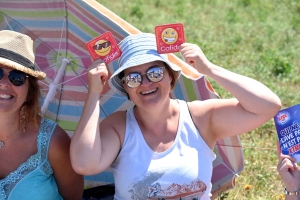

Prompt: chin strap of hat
[{"left": 0, "top": 48, "right": 35, "bottom": 70}]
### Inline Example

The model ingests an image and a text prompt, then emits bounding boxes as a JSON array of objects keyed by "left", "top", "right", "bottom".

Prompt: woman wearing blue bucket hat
[{"left": 71, "top": 33, "right": 281, "bottom": 199}]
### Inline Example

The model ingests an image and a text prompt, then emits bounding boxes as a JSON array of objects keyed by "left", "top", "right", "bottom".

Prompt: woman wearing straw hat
[
  {"left": 0, "top": 30, "right": 83, "bottom": 200},
  {"left": 71, "top": 33, "right": 281, "bottom": 199}
]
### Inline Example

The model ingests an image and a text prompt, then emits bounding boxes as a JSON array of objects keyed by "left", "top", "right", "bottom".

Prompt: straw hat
[
  {"left": 109, "top": 33, "right": 181, "bottom": 96},
  {"left": 0, "top": 30, "right": 46, "bottom": 80}
]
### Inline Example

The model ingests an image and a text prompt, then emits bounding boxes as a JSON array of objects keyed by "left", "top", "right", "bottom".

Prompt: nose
[
  {"left": 140, "top": 74, "right": 151, "bottom": 86},
  {"left": 0, "top": 73, "right": 11, "bottom": 87}
]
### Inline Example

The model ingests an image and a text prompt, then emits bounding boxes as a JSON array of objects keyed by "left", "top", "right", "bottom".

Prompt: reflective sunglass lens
[
  {"left": 93, "top": 41, "right": 111, "bottom": 50},
  {"left": 0, "top": 68, "right": 4, "bottom": 80},
  {"left": 9, "top": 71, "right": 27, "bottom": 86},
  {"left": 125, "top": 73, "right": 142, "bottom": 88},
  {"left": 123, "top": 67, "right": 165, "bottom": 88},
  {"left": 147, "top": 67, "right": 164, "bottom": 82}
]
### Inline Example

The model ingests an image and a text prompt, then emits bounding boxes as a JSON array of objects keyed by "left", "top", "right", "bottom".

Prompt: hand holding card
[
  {"left": 86, "top": 31, "right": 121, "bottom": 64},
  {"left": 274, "top": 104, "right": 300, "bottom": 162},
  {"left": 154, "top": 23, "right": 185, "bottom": 54}
]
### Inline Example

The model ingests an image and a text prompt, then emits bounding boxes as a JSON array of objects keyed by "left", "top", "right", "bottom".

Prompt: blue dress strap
[{"left": 0, "top": 118, "right": 60, "bottom": 200}]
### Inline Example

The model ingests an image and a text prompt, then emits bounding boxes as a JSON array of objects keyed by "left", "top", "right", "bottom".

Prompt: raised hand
[
  {"left": 277, "top": 142, "right": 300, "bottom": 193},
  {"left": 88, "top": 60, "right": 108, "bottom": 97},
  {"left": 180, "top": 43, "right": 212, "bottom": 75}
]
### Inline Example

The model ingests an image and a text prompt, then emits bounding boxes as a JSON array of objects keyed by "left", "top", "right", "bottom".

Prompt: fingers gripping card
[
  {"left": 86, "top": 32, "right": 121, "bottom": 64},
  {"left": 155, "top": 23, "right": 185, "bottom": 54},
  {"left": 274, "top": 104, "right": 300, "bottom": 162}
]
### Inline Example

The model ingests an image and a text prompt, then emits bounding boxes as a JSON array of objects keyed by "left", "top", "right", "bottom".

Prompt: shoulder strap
[
  {"left": 184, "top": 101, "right": 197, "bottom": 127},
  {"left": 37, "top": 118, "right": 57, "bottom": 159}
]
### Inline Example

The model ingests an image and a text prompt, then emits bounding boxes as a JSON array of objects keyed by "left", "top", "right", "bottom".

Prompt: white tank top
[{"left": 110, "top": 99, "right": 216, "bottom": 199}]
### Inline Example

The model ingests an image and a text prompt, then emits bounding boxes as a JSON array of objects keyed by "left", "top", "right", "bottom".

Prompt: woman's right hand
[
  {"left": 277, "top": 142, "right": 300, "bottom": 193},
  {"left": 88, "top": 60, "right": 108, "bottom": 97}
]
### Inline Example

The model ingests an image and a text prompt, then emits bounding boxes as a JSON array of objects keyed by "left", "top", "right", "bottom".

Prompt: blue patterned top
[{"left": 0, "top": 118, "right": 63, "bottom": 200}]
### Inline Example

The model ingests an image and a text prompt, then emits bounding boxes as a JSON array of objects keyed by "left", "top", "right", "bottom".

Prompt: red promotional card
[
  {"left": 86, "top": 31, "right": 121, "bottom": 64},
  {"left": 154, "top": 23, "right": 185, "bottom": 54}
]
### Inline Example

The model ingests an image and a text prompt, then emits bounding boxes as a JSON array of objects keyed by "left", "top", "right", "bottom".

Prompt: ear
[
  {"left": 121, "top": 79, "right": 126, "bottom": 88},
  {"left": 120, "top": 80, "right": 131, "bottom": 100},
  {"left": 169, "top": 72, "right": 173, "bottom": 83},
  {"left": 166, "top": 69, "right": 173, "bottom": 87}
]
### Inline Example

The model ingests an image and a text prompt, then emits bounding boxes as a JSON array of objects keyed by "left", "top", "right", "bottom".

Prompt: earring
[{"left": 20, "top": 104, "right": 29, "bottom": 133}]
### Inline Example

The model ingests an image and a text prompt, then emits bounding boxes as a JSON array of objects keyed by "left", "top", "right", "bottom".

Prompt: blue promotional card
[{"left": 274, "top": 104, "right": 300, "bottom": 162}]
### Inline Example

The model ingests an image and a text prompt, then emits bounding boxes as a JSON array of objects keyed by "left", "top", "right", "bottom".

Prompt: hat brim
[
  {"left": 0, "top": 57, "right": 46, "bottom": 80},
  {"left": 108, "top": 53, "right": 181, "bottom": 96}
]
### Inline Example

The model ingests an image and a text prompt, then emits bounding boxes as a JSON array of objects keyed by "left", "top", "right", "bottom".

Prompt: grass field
[{"left": 98, "top": 0, "right": 300, "bottom": 199}]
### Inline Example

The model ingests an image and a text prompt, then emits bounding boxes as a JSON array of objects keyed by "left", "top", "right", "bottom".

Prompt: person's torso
[
  {"left": 0, "top": 118, "right": 63, "bottom": 200},
  {"left": 110, "top": 99, "right": 216, "bottom": 200}
]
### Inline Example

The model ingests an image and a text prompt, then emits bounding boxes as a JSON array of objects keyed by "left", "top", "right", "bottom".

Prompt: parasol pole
[{"left": 41, "top": 58, "right": 69, "bottom": 114}]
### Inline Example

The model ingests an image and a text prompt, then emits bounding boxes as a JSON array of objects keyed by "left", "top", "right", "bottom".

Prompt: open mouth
[
  {"left": 0, "top": 94, "right": 12, "bottom": 99},
  {"left": 164, "top": 37, "right": 175, "bottom": 43},
  {"left": 141, "top": 88, "right": 157, "bottom": 95}
]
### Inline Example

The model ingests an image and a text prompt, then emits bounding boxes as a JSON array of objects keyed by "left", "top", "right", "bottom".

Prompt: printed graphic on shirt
[
  {"left": 128, "top": 170, "right": 206, "bottom": 200},
  {"left": 128, "top": 171, "right": 166, "bottom": 199},
  {"left": 148, "top": 179, "right": 206, "bottom": 199}
]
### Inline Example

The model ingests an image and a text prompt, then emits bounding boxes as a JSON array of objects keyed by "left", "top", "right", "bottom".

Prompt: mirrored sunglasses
[
  {"left": 0, "top": 68, "right": 28, "bottom": 86},
  {"left": 122, "top": 66, "right": 165, "bottom": 88}
]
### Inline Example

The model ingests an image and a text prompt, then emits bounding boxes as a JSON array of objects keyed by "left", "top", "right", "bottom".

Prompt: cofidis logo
[{"left": 276, "top": 111, "right": 290, "bottom": 125}]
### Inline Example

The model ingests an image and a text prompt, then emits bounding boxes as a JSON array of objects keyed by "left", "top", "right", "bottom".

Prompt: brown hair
[
  {"left": 25, "top": 76, "right": 42, "bottom": 127},
  {"left": 164, "top": 63, "right": 178, "bottom": 90}
]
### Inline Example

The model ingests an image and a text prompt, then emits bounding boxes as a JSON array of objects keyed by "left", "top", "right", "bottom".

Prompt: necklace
[{"left": 0, "top": 128, "right": 20, "bottom": 148}]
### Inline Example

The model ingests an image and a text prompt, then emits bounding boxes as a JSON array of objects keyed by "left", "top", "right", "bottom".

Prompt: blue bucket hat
[{"left": 108, "top": 33, "right": 182, "bottom": 96}]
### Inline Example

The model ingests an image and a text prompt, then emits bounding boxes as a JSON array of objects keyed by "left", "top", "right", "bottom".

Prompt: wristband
[{"left": 284, "top": 188, "right": 300, "bottom": 195}]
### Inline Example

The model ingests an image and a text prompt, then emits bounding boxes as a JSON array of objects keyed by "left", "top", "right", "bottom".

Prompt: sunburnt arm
[
  {"left": 70, "top": 63, "right": 108, "bottom": 175},
  {"left": 70, "top": 91, "right": 102, "bottom": 175}
]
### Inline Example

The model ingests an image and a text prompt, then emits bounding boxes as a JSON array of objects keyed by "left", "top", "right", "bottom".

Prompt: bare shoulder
[
  {"left": 186, "top": 99, "right": 236, "bottom": 148},
  {"left": 186, "top": 100, "right": 212, "bottom": 129},
  {"left": 187, "top": 99, "right": 214, "bottom": 118},
  {"left": 49, "top": 124, "right": 71, "bottom": 152},
  {"left": 101, "top": 111, "right": 127, "bottom": 131},
  {"left": 48, "top": 124, "right": 84, "bottom": 199},
  {"left": 103, "top": 110, "right": 127, "bottom": 122},
  {"left": 101, "top": 110, "right": 127, "bottom": 142}
]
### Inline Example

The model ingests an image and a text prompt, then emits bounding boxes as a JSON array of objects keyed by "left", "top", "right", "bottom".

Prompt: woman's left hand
[
  {"left": 277, "top": 142, "right": 300, "bottom": 192},
  {"left": 180, "top": 43, "right": 212, "bottom": 75}
]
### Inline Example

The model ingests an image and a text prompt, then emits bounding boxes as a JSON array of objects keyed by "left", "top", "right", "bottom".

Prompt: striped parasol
[{"left": 0, "top": 0, "right": 244, "bottom": 197}]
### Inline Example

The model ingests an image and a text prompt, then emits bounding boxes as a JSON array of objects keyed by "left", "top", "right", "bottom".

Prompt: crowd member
[
  {"left": 277, "top": 143, "right": 300, "bottom": 200},
  {"left": 0, "top": 30, "right": 83, "bottom": 200},
  {"left": 70, "top": 33, "right": 281, "bottom": 199}
]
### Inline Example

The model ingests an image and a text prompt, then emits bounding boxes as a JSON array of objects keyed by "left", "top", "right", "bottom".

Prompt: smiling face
[
  {"left": 123, "top": 61, "right": 172, "bottom": 108},
  {"left": 94, "top": 39, "right": 111, "bottom": 56},
  {"left": 0, "top": 65, "right": 29, "bottom": 114},
  {"left": 161, "top": 28, "right": 178, "bottom": 45}
]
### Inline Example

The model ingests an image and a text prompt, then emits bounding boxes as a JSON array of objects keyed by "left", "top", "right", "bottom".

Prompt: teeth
[
  {"left": 164, "top": 37, "right": 175, "bottom": 42},
  {"left": 0, "top": 94, "right": 11, "bottom": 99},
  {"left": 141, "top": 88, "right": 157, "bottom": 95}
]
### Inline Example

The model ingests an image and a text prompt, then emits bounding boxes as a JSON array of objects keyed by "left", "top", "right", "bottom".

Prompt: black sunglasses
[
  {"left": 122, "top": 66, "right": 165, "bottom": 88},
  {"left": 0, "top": 68, "right": 28, "bottom": 86},
  {"left": 93, "top": 41, "right": 111, "bottom": 50}
]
